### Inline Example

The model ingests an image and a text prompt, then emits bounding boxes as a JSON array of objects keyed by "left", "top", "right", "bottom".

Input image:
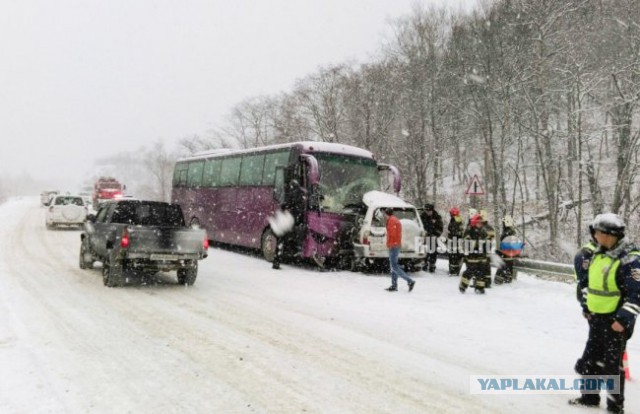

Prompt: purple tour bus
[{"left": 172, "top": 141, "right": 401, "bottom": 267}]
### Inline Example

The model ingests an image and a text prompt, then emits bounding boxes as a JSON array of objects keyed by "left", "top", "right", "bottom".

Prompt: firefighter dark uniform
[
  {"left": 447, "top": 207, "right": 464, "bottom": 276},
  {"left": 459, "top": 214, "right": 490, "bottom": 294},
  {"left": 420, "top": 203, "right": 443, "bottom": 273},
  {"left": 570, "top": 214, "right": 640, "bottom": 413},
  {"left": 479, "top": 210, "right": 495, "bottom": 288}
]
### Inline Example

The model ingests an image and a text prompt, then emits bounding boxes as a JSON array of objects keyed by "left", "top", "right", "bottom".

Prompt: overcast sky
[{"left": 0, "top": 0, "right": 479, "bottom": 189}]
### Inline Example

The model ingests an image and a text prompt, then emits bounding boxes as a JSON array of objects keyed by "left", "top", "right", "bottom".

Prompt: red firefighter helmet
[{"left": 470, "top": 214, "right": 484, "bottom": 228}]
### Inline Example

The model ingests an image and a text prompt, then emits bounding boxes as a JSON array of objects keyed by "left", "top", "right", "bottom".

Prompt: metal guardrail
[
  {"left": 513, "top": 258, "right": 574, "bottom": 281},
  {"left": 436, "top": 252, "right": 574, "bottom": 281}
]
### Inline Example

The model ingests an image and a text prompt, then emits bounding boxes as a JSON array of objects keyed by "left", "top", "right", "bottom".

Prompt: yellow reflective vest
[{"left": 587, "top": 251, "right": 640, "bottom": 314}]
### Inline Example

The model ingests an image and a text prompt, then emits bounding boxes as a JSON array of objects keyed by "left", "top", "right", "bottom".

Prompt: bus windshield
[{"left": 315, "top": 153, "right": 379, "bottom": 213}]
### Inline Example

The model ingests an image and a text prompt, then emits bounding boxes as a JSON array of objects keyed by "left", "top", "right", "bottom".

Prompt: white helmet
[
  {"left": 592, "top": 213, "right": 625, "bottom": 237},
  {"left": 503, "top": 215, "right": 515, "bottom": 227}
]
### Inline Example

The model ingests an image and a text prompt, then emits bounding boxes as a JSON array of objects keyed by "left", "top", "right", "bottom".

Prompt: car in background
[
  {"left": 40, "top": 190, "right": 59, "bottom": 206},
  {"left": 92, "top": 177, "right": 124, "bottom": 210},
  {"left": 45, "top": 195, "right": 88, "bottom": 229}
]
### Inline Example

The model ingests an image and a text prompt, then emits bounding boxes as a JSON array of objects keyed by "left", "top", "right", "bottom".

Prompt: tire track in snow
[{"left": 0, "top": 199, "right": 504, "bottom": 413}]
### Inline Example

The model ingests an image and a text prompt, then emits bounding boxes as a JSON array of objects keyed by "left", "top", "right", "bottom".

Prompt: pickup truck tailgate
[{"left": 126, "top": 226, "right": 207, "bottom": 257}]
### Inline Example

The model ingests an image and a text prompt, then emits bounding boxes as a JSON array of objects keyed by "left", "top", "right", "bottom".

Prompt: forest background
[{"left": 3, "top": 0, "right": 638, "bottom": 262}]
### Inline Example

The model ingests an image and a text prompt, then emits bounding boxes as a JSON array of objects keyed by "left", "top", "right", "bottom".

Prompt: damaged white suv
[{"left": 350, "top": 191, "right": 426, "bottom": 271}]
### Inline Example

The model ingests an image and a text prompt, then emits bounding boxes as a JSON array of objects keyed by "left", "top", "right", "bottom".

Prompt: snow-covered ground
[{"left": 0, "top": 197, "right": 638, "bottom": 413}]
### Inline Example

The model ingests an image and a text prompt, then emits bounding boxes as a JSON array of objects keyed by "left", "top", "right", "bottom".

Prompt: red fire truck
[{"left": 92, "top": 177, "right": 124, "bottom": 210}]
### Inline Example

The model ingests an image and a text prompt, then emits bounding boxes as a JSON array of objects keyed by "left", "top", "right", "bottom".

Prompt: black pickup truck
[{"left": 79, "top": 199, "right": 209, "bottom": 287}]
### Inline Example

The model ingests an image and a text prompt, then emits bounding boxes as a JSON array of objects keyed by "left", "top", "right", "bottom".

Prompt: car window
[
  {"left": 111, "top": 202, "right": 185, "bottom": 226},
  {"left": 372, "top": 208, "right": 419, "bottom": 227},
  {"left": 111, "top": 203, "right": 137, "bottom": 224},
  {"left": 54, "top": 196, "right": 84, "bottom": 206},
  {"left": 134, "top": 204, "right": 185, "bottom": 226}
]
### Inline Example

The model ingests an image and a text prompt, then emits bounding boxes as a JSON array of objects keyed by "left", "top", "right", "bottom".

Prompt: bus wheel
[{"left": 261, "top": 229, "right": 277, "bottom": 262}]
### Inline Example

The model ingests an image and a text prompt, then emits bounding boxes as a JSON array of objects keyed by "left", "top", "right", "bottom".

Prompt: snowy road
[{"left": 0, "top": 197, "right": 638, "bottom": 413}]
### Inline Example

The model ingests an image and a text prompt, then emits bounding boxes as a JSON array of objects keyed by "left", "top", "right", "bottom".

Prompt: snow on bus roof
[{"left": 178, "top": 141, "right": 373, "bottom": 162}]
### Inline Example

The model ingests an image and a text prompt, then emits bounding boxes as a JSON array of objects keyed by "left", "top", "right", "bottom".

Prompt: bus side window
[
  {"left": 239, "top": 154, "right": 265, "bottom": 186},
  {"left": 273, "top": 167, "right": 285, "bottom": 204},
  {"left": 220, "top": 156, "right": 242, "bottom": 186},
  {"left": 263, "top": 150, "right": 290, "bottom": 186},
  {"left": 187, "top": 161, "right": 204, "bottom": 188},
  {"left": 203, "top": 159, "right": 222, "bottom": 187},
  {"left": 173, "top": 163, "right": 188, "bottom": 187}
]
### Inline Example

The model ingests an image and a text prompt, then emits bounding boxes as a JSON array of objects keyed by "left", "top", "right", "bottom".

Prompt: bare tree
[
  {"left": 177, "top": 134, "right": 223, "bottom": 157},
  {"left": 142, "top": 140, "right": 176, "bottom": 202},
  {"left": 296, "top": 64, "right": 352, "bottom": 143},
  {"left": 388, "top": 5, "right": 452, "bottom": 205}
]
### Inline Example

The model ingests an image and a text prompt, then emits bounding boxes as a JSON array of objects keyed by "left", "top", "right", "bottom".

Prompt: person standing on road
[
  {"left": 494, "top": 215, "right": 522, "bottom": 284},
  {"left": 478, "top": 210, "right": 495, "bottom": 288},
  {"left": 569, "top": 213, "right": 640, "bottom": 413},
  {"left": 384, "top": 208, "right": 415, "bottom": 292},
  {"left": 270, "top": 179, "right": 306, "bottom": 270},
  {"left": 459, "top": 214, "right": 490, "bottom": 294},
  {"left": 447, "top": 207, "right": 464, "bottom": 276},
  {"left": 420, "top": 203, "right": 443, "bottom": 273}
]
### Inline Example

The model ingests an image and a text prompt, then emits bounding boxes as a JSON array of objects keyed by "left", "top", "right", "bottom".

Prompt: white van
[{"left": 351, "top": 191, "right": 426, "bottom": 271}]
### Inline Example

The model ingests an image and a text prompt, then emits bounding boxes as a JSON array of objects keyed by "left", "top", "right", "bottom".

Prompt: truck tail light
[
  {"left": 203, "top": 237, "right": 209, "bottom": 250},
  {"left": 363, "top": 230, "right": 370, "bottom": 245},
  {"left": 120, "top": 228, "right": 130, "bottom": 249}
]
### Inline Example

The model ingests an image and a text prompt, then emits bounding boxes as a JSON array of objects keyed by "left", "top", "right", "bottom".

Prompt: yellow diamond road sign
[{"left": 465, "top": 174, "right": 485, "bottom": 195}]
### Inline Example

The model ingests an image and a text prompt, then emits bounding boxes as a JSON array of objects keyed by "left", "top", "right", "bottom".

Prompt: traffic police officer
[{"left": 570, "top": 213, "right": 640, "bottom": 414}]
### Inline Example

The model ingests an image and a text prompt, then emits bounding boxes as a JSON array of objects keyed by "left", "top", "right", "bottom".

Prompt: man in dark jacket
[
  {"left": 272, "top": 179, "right": 306, "bottom": 270},
  {"left": 569, "top": 214, "right": 640, "bottom": 413},
  {"left": 447, "top": 207, "right": 464, "bottom": 276},
  {"left": 420, "top": 203, "right": 443, "bottom": 273}
]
